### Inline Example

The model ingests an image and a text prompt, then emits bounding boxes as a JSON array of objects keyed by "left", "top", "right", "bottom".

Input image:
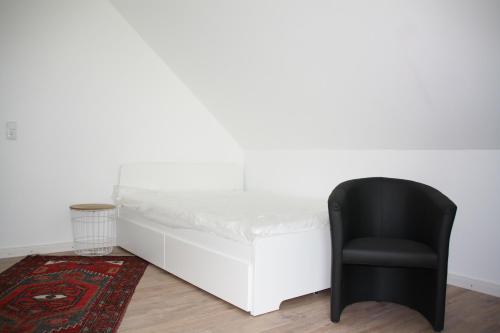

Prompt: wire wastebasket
[{"left": 70, "top": 204, "right": 116, "bottom": 256}]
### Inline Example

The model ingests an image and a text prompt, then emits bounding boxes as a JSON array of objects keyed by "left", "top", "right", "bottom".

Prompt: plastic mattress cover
[{"left": 113, "top": 187, "right": 329, "bottom": 243}]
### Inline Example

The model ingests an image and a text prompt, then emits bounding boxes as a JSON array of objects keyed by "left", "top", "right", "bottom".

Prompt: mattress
[{"left": 114, "top": 187, "right": 329, "bottom": 243}]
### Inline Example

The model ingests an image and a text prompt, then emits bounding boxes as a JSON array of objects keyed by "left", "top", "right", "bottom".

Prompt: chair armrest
[
  {"left": 417, "top": 184, "right": 457, "bottom": 257},
  {"left": 421, "top": 184, "right": 457, "bottom": 216},
  {"left": 328, "top": 179, "right": 359, "bottom": 212},
  {"left": 328, "top": 180, "right": 359, "bottom": 247},
  {"left": 329, "top": 183, "right": 348, "bottom": 277}
]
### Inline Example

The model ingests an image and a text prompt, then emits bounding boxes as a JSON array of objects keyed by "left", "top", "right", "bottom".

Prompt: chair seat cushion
[{"left": 343, "top": 237, "right": 437, "bottom": 268}]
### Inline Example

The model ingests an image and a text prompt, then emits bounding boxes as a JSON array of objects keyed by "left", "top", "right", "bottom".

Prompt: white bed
[{"left": 115, "top": 163, "right": 331, "bottom": 315}]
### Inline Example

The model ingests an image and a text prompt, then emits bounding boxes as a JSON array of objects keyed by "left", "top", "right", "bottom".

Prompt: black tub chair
[{"left": 328, "top": 177, "right": 456, "bottom": 331}]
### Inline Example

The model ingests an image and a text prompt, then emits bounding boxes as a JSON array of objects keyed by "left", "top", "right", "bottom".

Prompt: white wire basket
[{"left": 70, "top": 204, "right": 116, "bottom": 256}]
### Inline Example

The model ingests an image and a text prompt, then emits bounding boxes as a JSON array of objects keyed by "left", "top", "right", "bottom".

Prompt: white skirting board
[
  {"left": 0, "top": 242, "right": 75, "bottom": 258},
  {"left": 448, "top": 273, "right": 500, "bottom": 298}
]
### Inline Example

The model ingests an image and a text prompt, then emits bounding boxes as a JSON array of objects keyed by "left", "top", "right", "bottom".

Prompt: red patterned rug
[{"left": 0, "top": 255, "right": 147, "bottom": 333}]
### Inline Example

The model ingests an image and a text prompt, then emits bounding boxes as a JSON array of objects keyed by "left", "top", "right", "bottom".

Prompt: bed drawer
[
  {"left": 163, "top": 231, "right": 251, "bottom": 311},
  {"left": 117, "top": 217, "right": 164, "bottom": 268}
]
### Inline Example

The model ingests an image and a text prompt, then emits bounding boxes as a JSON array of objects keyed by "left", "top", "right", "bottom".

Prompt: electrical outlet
[{"left": 6, "top": 121, "right": 17, "bottom": 140}]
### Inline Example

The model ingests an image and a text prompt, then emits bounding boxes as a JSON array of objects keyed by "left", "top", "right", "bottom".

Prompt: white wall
[
  {"left": 245, "top": 150, "right": 500, "bottom": 290},
  {"left": 112, "top": 0, "right": 500, "bottom": 149},
  {"left": 0, "top": 0, "right": 242, "bottom": 250}
]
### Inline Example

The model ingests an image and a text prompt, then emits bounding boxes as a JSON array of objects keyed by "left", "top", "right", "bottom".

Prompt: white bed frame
[{"left": 116, "top": 163, "right": 331, "bottom": 315}]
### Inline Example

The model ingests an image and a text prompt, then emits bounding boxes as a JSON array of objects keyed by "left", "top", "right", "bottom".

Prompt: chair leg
[
  {"left": 433, "top": 323, "right": 443, "bottom": 332},
  {"left": 330, "top": 266, "right": 343, "bottom": 323},
  {"left": 330, "top": 286, "right": 341, "bottom": 322},
  {"left": 431, "top": 273, "right": 447, "bottom": 332}
]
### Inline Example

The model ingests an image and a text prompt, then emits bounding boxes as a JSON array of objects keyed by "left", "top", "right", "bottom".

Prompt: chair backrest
[{"left": 341, "top": 177, "right": 426, "bottom": 240}]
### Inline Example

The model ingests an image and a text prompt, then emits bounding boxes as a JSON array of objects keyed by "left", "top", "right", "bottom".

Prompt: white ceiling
[{"left": 112, "top": 0, "right": 500, "bottom": 149}]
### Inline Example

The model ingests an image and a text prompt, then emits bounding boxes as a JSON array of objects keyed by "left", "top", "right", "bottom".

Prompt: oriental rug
[{"left": 0, "top": 255, "right": 147, "bottom": 333}]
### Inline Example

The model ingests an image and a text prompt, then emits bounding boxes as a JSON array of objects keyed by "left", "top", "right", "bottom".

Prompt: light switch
[{"left": 6, "top": 121, "right": 17, "bottom": 140}]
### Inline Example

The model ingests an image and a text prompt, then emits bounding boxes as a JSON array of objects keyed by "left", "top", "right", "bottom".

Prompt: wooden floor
[{"left": 1, "top": 248, "right": 499, "bottom": 333}]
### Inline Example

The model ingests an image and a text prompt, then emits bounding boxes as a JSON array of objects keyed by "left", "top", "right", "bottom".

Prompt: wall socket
[{"left": 6, "top": 121, "right": 17, "bottom": 140}]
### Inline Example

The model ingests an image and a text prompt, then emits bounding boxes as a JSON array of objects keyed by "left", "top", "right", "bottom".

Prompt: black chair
[{"left": 328, "top": 177, "right": 456, "bottom": 331}]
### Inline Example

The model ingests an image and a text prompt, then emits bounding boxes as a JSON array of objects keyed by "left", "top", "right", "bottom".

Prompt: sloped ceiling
[{"left": 111, "top": 0, "right": 500, "bottom": 149}]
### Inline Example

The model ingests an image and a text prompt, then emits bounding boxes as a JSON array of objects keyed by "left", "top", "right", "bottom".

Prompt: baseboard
[
  {"left": 0, "top": 242, "right": 75, "bottom": 259},
  {"left": 448, "top": 273, "right": 500, "bottom": 298}
]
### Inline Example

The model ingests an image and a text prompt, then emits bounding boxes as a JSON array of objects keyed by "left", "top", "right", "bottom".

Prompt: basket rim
[{"left": 70, "top": 203, "right": 115, "bottom": 211}]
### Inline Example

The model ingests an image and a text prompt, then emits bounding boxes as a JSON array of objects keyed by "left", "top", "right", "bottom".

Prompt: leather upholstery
[{"left": 328, "top": 177, "right": 456, "bottom": 331}]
